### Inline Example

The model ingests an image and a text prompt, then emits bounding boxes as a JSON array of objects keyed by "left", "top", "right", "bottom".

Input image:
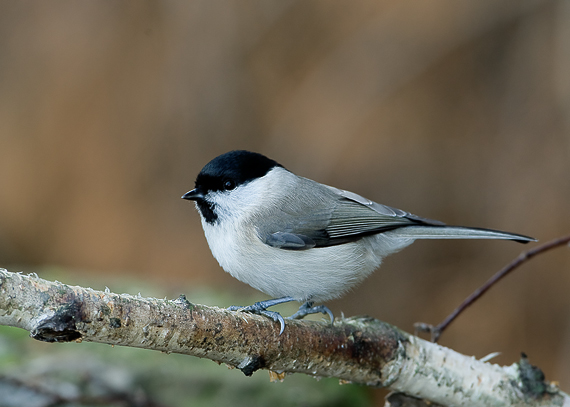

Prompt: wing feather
[{"left": 258, "top": 179, "right": 441, "bottom": 250}]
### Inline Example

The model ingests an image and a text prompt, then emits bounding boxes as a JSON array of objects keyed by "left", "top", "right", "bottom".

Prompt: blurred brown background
[{"left": 0, "top": 0, "right": 569, "bottom": 394}]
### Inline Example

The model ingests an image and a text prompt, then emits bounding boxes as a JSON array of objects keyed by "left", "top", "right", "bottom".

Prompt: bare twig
[
  {"left": 0, "top": 268, "right": 568, "bottom": 406},
  {"left": 415, "top": 234, "right": 570, "bottom": 343}
]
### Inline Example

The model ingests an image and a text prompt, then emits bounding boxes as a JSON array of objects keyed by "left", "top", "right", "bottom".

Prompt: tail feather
[{"left": 389, "top": 225, "right": 536, "bottom": 243}]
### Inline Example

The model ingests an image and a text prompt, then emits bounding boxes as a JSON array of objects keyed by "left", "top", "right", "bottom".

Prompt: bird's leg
[
  {"left": 288, "top": 301, "right": 334, "bottom": 324},
  {"left": 227, "top": 296, "right": 296, "bottom": 335}
]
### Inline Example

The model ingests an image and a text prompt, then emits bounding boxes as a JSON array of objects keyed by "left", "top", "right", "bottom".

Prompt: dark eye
[{"left": 223, "top": 179, "right": 236, "bottom": 190}]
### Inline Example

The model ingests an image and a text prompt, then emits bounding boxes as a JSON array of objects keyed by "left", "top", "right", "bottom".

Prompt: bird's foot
[
  {"left": 288, "top": 301, "right": 334, "bottom": 324},
  {"left": 228, "top": 297, "right": 296, "bottom": 335}
]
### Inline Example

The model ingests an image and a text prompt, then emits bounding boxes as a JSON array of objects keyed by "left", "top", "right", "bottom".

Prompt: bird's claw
[
  {"left": 228, "top": 299, "right": 289, "bottom": 335},
  {"left": 227, "top": 297, "right": 332, "bottom": 335},
  {"left": 288, "top": 301, "right": 335, "bottom": 324},
  {"left": 259, "top": 310, "right": 285, "bottom": 335}
]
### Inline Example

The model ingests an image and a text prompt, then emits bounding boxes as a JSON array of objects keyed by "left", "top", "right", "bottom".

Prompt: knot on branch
[
  {"left": 517, "top": 353, "right": 547, "bottom": 400},
  {"left": 237, "top": 354, "right": 266, "bottom": 376},
  {"left": 30, "top": 300, "right": 84, "bottom": 342}
]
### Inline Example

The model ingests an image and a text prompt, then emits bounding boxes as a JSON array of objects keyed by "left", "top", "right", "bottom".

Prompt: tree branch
[{"left": 0, "top": 268, "right": 567, "bottom": 406}]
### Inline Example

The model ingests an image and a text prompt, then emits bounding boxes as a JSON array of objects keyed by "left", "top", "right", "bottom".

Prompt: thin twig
[{"left": 415, "top": 234, "right": 570, "bottom": 342}]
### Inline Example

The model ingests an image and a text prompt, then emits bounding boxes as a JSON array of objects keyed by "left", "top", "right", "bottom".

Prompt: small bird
[{"left": 183, "top": 150, "right": 535, "bottom": 334}]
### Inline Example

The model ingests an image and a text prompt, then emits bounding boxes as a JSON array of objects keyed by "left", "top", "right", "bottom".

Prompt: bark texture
[{"left": 0, "top": 269, "right": 567, "bottom": 407}]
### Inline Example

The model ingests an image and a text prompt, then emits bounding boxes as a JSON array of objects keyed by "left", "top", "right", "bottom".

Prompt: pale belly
[{"left": 202, "top": 220, "right": 413, "bottom": 303}]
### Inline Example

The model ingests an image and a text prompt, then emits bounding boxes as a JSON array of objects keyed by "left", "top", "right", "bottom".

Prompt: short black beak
[{"left": 182, "top": 188, "right": 204, "bottom": 201}]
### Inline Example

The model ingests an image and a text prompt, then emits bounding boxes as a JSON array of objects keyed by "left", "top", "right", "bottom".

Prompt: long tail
[{"left": 389, "top": 225, "right": 536, "bottom": 244}]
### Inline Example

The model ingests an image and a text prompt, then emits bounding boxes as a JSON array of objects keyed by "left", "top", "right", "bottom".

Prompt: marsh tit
[{"left": 183, "top": 150, "right": 534, "bottom": 334}]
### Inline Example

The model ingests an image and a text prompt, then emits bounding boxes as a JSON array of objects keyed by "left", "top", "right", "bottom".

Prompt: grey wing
[
  {"left": 260, "top": 185, "right": 443, "bottom": 250},
  {"left": 330, "top": 188, "right": 535, "bottom": 243},
  {"left": 258, "top": 205, "right": 333, "bottom": 250},
  {"left": 324, "top": 187, "right": 445, "bottom": 242},
  {"left": 262, "top": 231, "right": 317, "bottom": 249}
]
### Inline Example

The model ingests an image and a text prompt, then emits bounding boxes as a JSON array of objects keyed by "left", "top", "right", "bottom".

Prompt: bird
[{"left": 182, "top": 150, "right": 535, "bottom": 334}]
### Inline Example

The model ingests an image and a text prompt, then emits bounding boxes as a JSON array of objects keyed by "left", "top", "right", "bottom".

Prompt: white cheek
[
  {"left": 207, "top": 173, "right": 288, "bottom": 224},
  {"left": 208, "top": 190, "right": 253, "bottom": 222}
]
